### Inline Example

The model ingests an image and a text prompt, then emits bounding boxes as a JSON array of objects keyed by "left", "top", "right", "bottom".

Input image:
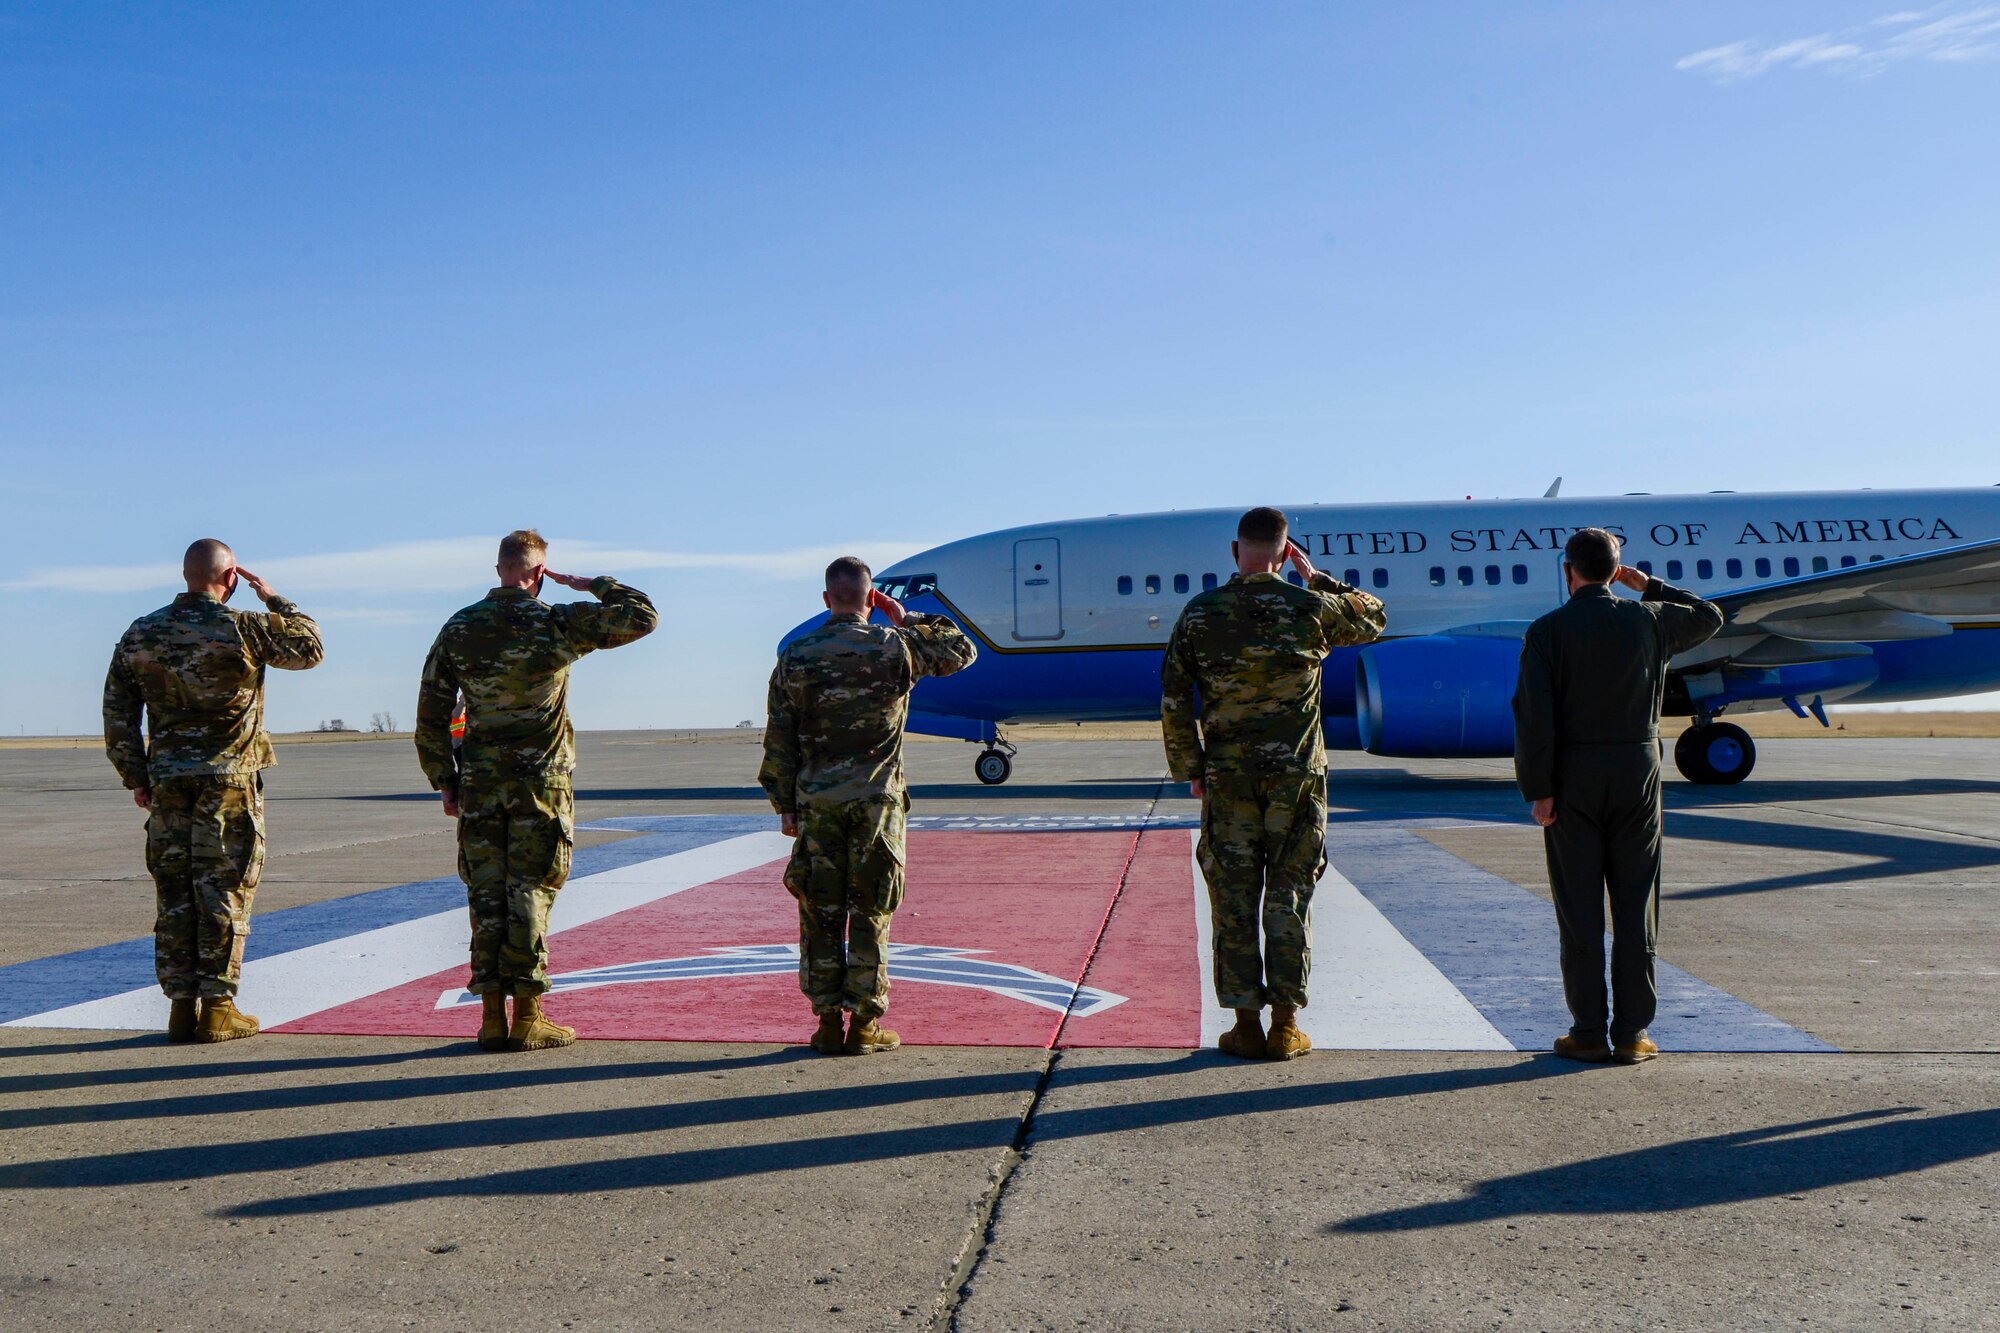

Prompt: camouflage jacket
[
  {"left": 103, "top": 591, "right": 325, "bottom": 787},
  {"left": 759, "top": 611, "right": 977, "bottom": 812},
  {"left": 414, "top": 578, "right": 658, "bottom": 790},
  {"left": 1161, "top": 571, "right": 1387, "bottom": 782}
]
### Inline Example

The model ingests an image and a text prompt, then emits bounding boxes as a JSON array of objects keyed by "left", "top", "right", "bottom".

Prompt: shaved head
[
  {"left": 183, "top": 539, "right": 235, "bottom": 585},
  {"left": 1232, "top": 507, "right": 1291, "bottom": 574},
  {"left": 824, "top": 556, "right": 872, "bottom": 612},
  {"left": 1237, "top": 507, "right": 1289, "bottom": 551}
]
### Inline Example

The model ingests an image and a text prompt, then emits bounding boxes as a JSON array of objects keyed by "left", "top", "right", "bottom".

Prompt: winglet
[{"left": 1543, "top": 476, "right": 1562, "bottom": 498}]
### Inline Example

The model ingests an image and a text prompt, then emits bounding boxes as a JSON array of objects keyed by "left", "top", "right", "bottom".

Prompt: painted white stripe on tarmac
[
  {"left": 9, "top": 832, "right": 793, "bottom": 1033},
  {"left": 1189, "top": 839, "right": 1513, "bottom": 1051}
]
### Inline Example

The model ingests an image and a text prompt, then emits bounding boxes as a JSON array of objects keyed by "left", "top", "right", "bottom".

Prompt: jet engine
[{"left": 1355, "top": 636, "right": 1521, "bottom": 758}]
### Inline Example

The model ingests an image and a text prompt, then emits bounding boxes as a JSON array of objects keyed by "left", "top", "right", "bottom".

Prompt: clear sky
[{"left": 4, "top": 3, "right": 1998, "bottom": 734}]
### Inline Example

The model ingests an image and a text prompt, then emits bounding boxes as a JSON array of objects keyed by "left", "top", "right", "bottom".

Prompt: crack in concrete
[{"left": 928, "top": 782, "right": 1165, "bottom": 1332}]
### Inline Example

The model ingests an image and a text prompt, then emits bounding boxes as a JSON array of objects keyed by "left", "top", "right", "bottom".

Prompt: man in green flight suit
[
  {"left": 1162, "top": 507, "right": 1388, "bottom": 1060},
  {"left": 103, "top": 538, "right": 325, "bottom": 1043},
  {"left": 415, "top": 529, "right": 658, "bottom": 1052},
  {"left": 1512, "top": 527, "right": 1722, "bottom": 1065},
  {"left": 759, "top": 556, "right": 977, "bottom": 1055}
]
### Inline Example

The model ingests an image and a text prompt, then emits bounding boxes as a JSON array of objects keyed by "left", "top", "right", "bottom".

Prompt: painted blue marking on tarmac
[
  {"left": 1330, "top": 826, "right": 1838, "bottom": 1053},
  {"left": 575, "top": 815, "right": 780, "bottom": 835},
  {"left": 0, "top": 815, "right": 772, "bottom": 1025}
]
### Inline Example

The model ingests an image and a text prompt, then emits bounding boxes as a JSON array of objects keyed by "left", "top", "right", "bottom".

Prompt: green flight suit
[{"left": 1512, "top": 577, "right": 1724, "bottom": 1045}]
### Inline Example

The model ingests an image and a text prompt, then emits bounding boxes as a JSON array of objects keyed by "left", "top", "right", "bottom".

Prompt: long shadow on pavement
[
  {"left": 0, "top": 1045, "right": 813, "bottom": 1120},
  {"left": 0, "top": 1042, "right": 476, "bottom": 1097},
  {"left": 1329, "top": 1104, "right": 1998, "bottom": 1230},
  {"left": 9, "top": 1051, "right": 1987, "bottom": 1223},
  {"left": 0, "top": 1034, "right": 160, "bottom": 1060},
  {"left": 0, "top": 1055, "right": 1574, "bottom": 1214},
  {"left": 1662, "top": 808, "right": 2000, "bottom": 899}
]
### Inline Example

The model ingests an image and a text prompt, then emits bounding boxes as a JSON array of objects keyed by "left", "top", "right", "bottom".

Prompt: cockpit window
[{"left": 872, "top": 573, "right": 939, "bottom": 601}]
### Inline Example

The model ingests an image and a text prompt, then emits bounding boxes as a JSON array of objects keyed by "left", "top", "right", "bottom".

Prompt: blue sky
[{"left": 4, "top": 3, "right": 1998, "bottom": 733}]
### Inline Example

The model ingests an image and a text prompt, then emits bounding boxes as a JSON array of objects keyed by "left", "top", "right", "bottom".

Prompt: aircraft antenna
[{"left": 1544, "top": 476, "right": 1562, "bottom": 498}]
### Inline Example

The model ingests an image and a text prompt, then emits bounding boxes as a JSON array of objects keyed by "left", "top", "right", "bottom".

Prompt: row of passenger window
[
  {"left": 1635, "top": 553, "right": 1881, "bottom": 581},
  {"left": 1114, "top": 569, "right": 1395, "bottom": 596},
  {"left": 1112, "top": 552, "right": 1887, "bottom": 598},
  {"left": 1431, "top": 565, "right": 1535, "bottom": 587}
]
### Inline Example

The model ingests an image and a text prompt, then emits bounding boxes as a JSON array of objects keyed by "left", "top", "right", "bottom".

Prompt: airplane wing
[{"left": 1674, "top": 536, "right": 2000, "bottom": 670}]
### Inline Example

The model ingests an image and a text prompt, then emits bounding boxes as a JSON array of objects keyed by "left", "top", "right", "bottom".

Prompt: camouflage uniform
[
  {"left": 103, "top": 591, "right": 324, "bottom": 999},
  {"left": 758, "top": 611, "right": 976, "bottom": 1019},
  {"left": 414, "top": 579, "right": 657, "bottom": 997},
  {"left": 1162, "top": 571, "right": 1387, "bottom": 1010}
]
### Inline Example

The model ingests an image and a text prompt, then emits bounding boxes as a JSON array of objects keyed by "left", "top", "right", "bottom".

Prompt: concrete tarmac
[{"left": 1, "top": 732, "right": 1996, "bottom": 1331}]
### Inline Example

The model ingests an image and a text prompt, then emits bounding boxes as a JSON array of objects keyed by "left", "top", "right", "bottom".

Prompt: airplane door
[{"left": 1013, "top": 538, "right": 1063, "bottom": 641}]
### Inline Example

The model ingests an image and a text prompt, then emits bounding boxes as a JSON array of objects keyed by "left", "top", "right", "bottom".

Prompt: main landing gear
[
  {"left": 973, "top": 738, "right": 1017, "bottom": 786},
  {"left": 1674, "top": 718, "right": 1756, "bottom": 785}
]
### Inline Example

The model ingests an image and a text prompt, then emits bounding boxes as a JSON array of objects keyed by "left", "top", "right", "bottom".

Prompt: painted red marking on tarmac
[
  {"left": 277, "top": 830, "right": 1200, "bottom": 1048},
  {"left": 1058, "top": 827, "right": 1203, "bottom": 1049}
]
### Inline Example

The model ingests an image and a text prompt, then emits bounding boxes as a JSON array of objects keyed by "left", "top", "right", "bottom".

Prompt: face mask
[{"left": 222, "top": 572, "right": 239, "bottom": 603}]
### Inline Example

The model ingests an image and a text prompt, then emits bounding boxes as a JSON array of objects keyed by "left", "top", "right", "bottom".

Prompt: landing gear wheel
[
  {"left": 1675, "top": 722, "right": 1756, "bottom": 785},
  {"left": 974, "top": 749, "right": 1013, "bottom": 786}
]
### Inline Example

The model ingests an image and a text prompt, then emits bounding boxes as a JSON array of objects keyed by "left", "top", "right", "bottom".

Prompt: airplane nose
[
  {"left": 778, "top": 597, "right": 906, "bottom": 655},
  {"left": 778, "top": 612, "right": 829, "bottom": 653}
]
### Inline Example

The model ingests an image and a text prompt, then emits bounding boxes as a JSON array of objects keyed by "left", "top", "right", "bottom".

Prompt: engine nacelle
[{"left": 1356, "top": 636, "right": 1521, "bottom": 758}]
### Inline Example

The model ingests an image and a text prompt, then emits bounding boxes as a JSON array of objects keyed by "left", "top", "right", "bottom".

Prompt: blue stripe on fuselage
[{"left": 904, "top": 604, "right": 2000, "bottom": 732}]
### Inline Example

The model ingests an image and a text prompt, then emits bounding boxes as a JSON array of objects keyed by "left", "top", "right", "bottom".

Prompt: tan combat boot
[
  {"left": 477, "top": 993, "right": 510, "bottom": 1051},
  {"left": 1265, "top": 1005, "right": 1311, "bottom": 1061},
  {"left": 1217, "top": 1008, "right": 1267, "bottom": 1059},
  {"left": 844, "top": 1015, "right": 901, "bottom": 1055},
  {"left": 167, "top": 998, "right": 198, "bottom": 1043},
  {"left": 1612, "top": 1036, "right": 1660, "bottom": 1065},
  {"left": 809, "top": 1012, "right": 846, "bottom": 1055},
  {"left": 508, "top": 992, "right": 576, "bottom": 1051},
  {"left": 1553, "top": 1035, "right": 1611, "bottom": 1063},
  {"left": 196, "top": 998, "right": 260, "bottom": 1043}
]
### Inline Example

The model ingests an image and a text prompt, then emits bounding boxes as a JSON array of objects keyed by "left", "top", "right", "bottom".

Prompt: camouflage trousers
[
  {"left": 145, "top": 774, "right": 265, "bottom": 999},
  {"left": 783, "top": 796, "right": 907, "bottom": 1020},
  {"left": 1195, "top": 769, "right": 1328, "bottom": 1010},
  {"left": 457, "top": 776, "right": 574, "bottom": 997}
]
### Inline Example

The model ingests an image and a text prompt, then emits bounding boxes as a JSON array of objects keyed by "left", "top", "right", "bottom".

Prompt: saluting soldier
[
  {"left": 102, "top": 538, "right": 324, "bottom": 1043},
  {"left": 759, "top": 557, "right": 977, "bottom": 1055},
  {"left": 1162, "top": 507, "right": 1388, "bottom": 1060},
  {"left": 414, "top": 529, "right": 657, "bottom": 1052},
  {"left": 1512, "top": 527, "right": 1723, "bottom": 1064}
]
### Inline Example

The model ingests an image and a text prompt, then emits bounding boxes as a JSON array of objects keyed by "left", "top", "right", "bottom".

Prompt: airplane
[{"left": 781, "top": 485, "right": 2000, "bottom": 788}]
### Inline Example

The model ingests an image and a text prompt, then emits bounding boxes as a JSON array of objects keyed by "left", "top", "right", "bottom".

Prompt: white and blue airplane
[{"left": 784, "top": 485, "right": 2000, "bottom": 787}]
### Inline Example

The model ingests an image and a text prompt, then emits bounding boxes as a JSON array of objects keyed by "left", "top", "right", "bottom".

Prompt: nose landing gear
[
  {"left": 1674, "top": 718, "right": 1756, "bottom": 785},
  {"left": 973, "top": 740, "right": 1016, "bottom": 786}
]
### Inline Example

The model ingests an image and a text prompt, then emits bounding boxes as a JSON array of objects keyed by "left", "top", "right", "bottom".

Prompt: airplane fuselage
[{"left": 780, "top": 487, "right": 2000, "bottom": 782}]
